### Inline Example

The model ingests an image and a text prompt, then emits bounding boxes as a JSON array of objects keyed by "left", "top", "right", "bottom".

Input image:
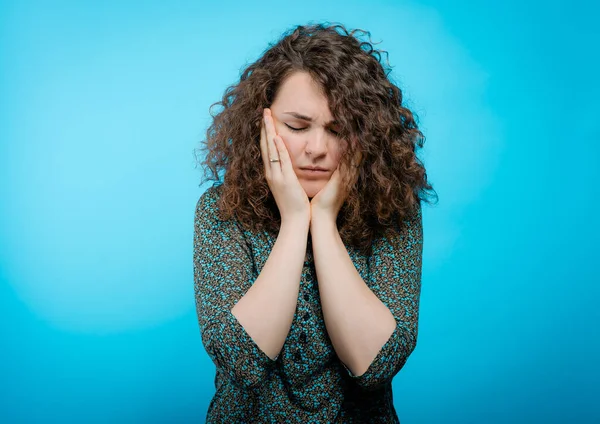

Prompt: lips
[
  {"left": 298, "top": 167, "right": 329, "bottom": 178},
  {"left": 300, "top": 167, "right": 329, "bottom": 172}
]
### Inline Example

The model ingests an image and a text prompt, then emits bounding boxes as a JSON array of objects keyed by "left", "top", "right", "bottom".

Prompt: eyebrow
[{"left": 283, "top": 111, "right": 338, "bottom": 126}]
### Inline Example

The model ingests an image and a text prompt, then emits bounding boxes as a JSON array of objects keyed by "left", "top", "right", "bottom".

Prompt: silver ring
[{"left": 269, "top": 158, "right": 280, "bottom": 163}]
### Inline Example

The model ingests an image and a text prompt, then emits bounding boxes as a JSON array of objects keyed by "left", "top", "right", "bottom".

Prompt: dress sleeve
[
  {"left": 344, "top": 204, "right": 424, "bottom": 391},
  {"left": 193, "top": 186, "right": 277, "bottom": 390}
]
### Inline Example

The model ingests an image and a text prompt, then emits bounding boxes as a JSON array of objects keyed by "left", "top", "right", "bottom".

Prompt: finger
[
  {"left": 272, "top": 135, "right": 293, "bottom": 177},
  {"left": 339, "top": 160, "right": 357, "bottom": 191},
  {"left": 336, "top": 166, "right": 355, "bottom": 202},
  {"left": 330, "top": 168, "right": 341, "bottom": 186},
  {"left": 259, "top": 120, "right": 272, "bottom": 179},
  {"left": 264, "top": 109, "right": 280, "bottom": 166}
]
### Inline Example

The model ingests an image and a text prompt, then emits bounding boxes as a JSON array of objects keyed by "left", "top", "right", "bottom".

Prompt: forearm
[
  {"left": 310, "top": 215, "right": 396, "bottom": 376},
  {"left": 231, "top": 217, "right": 309, "bottom": 360}
]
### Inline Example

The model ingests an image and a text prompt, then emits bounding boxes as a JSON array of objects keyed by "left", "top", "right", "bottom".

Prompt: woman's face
[{"left": 270, "top": 71, "right": 345, "bottom": 198}]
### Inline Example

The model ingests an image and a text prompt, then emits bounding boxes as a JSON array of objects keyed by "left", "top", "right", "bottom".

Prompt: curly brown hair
[{"left": 194, "top": 22, "right": 437, "bottom": 255}]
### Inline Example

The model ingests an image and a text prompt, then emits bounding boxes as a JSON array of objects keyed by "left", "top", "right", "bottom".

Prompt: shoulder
[
  {"left": 371, "top": 203, "right": 423, "bottom": 253},
  {"left": 196, "top": 183, "right": 222, "bottom": 209},
  {"left": 194, "top": 184, "right": 251, "bottom": 241},
  {"left": 195, "top": 184, "right": 224, "bottom": 221},
  {"left": 193, "top": 184, "right": 255, "bottom": 258},
  {"left": 402, "top": 202, "right": 423, "bottom": 235}
]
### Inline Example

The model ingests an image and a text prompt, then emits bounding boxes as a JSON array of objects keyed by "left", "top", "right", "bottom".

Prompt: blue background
[{"left": 1, "top": 0, "right": 598, "bottom": 422}]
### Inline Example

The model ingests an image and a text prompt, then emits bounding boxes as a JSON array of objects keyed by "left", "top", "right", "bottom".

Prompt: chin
[{"left": 302, "top": 182, "right": 326, "bottom": 199}]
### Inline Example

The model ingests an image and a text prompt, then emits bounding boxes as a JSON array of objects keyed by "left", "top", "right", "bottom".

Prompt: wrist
[
  {"left": 281, "top": 214, "right": 311, "bottom": 232},
  {"left": 310, "top": 211, "right": 337, "bottom": 231}
]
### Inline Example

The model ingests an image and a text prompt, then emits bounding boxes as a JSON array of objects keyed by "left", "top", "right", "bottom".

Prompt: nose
[{"left": 305, "top": 129, "right": 329, "bottom": 157}]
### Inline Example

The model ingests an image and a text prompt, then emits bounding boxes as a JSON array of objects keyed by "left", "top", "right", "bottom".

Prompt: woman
[{"left": 193, "top": 23, "right": 436, "bottom": 423}]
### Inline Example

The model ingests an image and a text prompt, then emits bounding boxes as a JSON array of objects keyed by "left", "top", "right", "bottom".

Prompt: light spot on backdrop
[
  {"left": 373, "top": 5, "right": 503, "bottom": 264},
  {"left": 0, "top": 1, "right": 501, "bottom": 334}
]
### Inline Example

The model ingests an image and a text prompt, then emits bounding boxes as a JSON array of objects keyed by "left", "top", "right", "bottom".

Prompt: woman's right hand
[{"left": 260, "top": 108, "right": 310, "bottom": 225}]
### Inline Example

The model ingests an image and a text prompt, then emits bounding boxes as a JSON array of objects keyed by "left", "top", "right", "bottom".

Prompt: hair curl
[{"left": 195, "top": 22, "right": 437, "bottom": 255}]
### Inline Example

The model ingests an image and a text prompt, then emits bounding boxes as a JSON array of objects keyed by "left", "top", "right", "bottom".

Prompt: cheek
[
  {"left": 330, "top": 142, "right": 344, "bottom": 164},
  {"left": 280, "top": 134, "right": 304, "bottom": 159}
]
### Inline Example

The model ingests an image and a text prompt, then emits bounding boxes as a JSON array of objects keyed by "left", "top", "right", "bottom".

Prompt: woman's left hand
[{"left": 310, "top": 155, "right": 361, "bottom": 224}]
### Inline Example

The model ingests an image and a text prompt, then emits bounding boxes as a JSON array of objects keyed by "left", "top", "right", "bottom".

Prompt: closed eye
[
  {"left": 286, "top": 123, "right": 339, "bottom": 137},
  {"left": 285, "top": 123, "right": 307, "bottom": 132}
]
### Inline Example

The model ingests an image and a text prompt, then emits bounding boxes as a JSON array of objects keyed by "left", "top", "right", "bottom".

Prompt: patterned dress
[{"left": 193, "top": 184, "right": 423, "bottom": 423}]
